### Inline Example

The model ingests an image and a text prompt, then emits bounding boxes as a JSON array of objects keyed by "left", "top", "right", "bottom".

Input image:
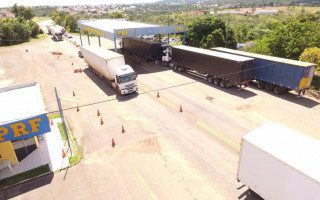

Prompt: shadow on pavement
[
  {"left": 83, "top": 68, "right": 139, "bottom": 102},
  {"left": 83, "top": 68, "right": 117, "bottom": 97},
  {"left": 248, "top": 83, "right": 319, "bottom": 108},
  {"left": 172, "top": 69, "right": 257, "bottom": 99},
  {"left": 0, "top": 173, "right": 54, "bottom": 199},
  {"left": 238, "top": 188, "right": 264, "bottom": 200}
]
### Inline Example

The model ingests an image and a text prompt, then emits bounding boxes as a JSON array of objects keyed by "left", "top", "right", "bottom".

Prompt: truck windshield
[{"left": 119, "top": 74, "right": 136, "bottom": 83}]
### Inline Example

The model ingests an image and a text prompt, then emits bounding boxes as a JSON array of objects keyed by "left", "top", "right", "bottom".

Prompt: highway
[{"left": 1, "top": 21, "right": 320, "bottom": 199}]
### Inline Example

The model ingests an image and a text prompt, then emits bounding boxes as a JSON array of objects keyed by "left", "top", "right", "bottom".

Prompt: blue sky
[{"left": 0, "top": 0, "right": 159, "bottom": 8}]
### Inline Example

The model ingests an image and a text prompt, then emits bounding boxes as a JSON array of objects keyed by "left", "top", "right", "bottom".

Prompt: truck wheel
[
  {"left": 265, "top": 83, "right": 274, "bottom": 91},
  {"left": 273, "top": 86, "right": 283, "bottom": 95},
  {"left": 207, "top": 76, "right": 214, "bottom": 83},
  {"left": 213, "top": 78, "right": 221, "bottom": 86},
  {"left": 257, "top": 81, "right": 266, "bottom": 89},
  {"left": 178, "top": 67, "right": 185, "bottom": 72},
  {"left": 220, "top": 80, "right": 227, "bottom": 88}
]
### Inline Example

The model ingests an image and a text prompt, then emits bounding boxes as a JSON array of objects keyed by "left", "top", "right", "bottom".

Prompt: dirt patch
[
  {"left": 307, "top": 90, "right": 320, "bottom": 100},
  {"left": 206, "top": 96, "right": 214, "bottom": 102}
]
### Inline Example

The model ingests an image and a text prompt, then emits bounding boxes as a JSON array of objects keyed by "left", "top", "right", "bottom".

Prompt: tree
[
  {"left": 300, "top": 47, "right": 320, "bottom": 71},
  {"left": 10, "top": 4, "right": 35, "bottom": 20},
  {"left": 268, "top": 21, "right": 320, "bottom": 59},
  {"left": 28, "top": 20, "right": 40, "bottom": 37},
  {"left": 185, "top": 16, "right": 236, "bottom": 49},
  {"left": 109, "top": 11, "right": 124, "bottom": 19}
]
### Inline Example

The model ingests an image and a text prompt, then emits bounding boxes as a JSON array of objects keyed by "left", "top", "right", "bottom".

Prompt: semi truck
[
  {"left": 46, "top": 25, "right": 53, "bottom": 34},
  {"left": 237, "top": 122, "right": 320, "bottom": 200},
  {"left": 211, "top": 47, "right": 316, "bottom": 95},
  {"left": 81, "top": 45, "right": 138, "bottom": 95},
  {"left": 50, "top": 26, "right": 64, "bottom": 41},
  {"left": 164, "top": 45, "right": 254, "bottom": 88},
  {"left": 121, "top": 37, "right": 163, "bottom": 62}
]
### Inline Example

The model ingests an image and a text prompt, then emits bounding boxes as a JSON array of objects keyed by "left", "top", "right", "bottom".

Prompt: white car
[{"left": 67, "top": 34, "right": 73, "bottom": 38}]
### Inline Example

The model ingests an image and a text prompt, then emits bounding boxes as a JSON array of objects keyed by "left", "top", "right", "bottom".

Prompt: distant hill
[{"left": 156, "top": 0, "right": 320, "bottom": 6}]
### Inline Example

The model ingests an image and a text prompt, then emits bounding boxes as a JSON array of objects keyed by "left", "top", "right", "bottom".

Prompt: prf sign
[
  {"left": 0, "top": 114, "right": 51, "bottom": 143},
  {"left": 117, "top": 30, "right": 128, "bottom": 36}
]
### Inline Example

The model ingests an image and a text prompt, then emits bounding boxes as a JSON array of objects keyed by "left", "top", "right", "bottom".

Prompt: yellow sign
[
  {"left": 0, "top": 114, "right": 50, "bottom": 143},
  {"left": 82, "top": 26, "right": 102, "bottom": 36},
  {"left": 174, "top": 27, "right": 184, "bottom": 32},
  {"left": 117, "top": 30, "right": 129, "bottom": 36}
]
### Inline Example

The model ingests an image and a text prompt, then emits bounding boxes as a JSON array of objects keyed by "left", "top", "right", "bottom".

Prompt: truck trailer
[
  {"left": 166, "top": 45, "right": 254, "bottom": 88},
  {"left": 211, "top": 47, "right": 316, "bottom": 95},
  {"left": 237, "top": 122, "right": 320, "bottom": 200},
  {"left": 121, "top": 37, "right": 163, "bottom": 62},
  {"left": 81, "top": 45, "right": 138, "bottom": 95},
  {"left": 50, "top": 26, "right": 64, "bottom": 41}
]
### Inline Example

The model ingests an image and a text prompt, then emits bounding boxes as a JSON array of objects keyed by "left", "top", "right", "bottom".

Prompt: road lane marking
[
  {"left": 129, "top": 162, "right": 158, "bottom": 200},
  {"left": 138, "top": 83, "right": 176, "bottom": 109},
  {"left": 196, "top": 121, "right": 240, "bottom": 151}
]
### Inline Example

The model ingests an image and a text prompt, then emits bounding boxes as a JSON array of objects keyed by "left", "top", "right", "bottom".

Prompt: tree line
[{"left": 0, "top": 4, "right": 40, "bottom": 46}]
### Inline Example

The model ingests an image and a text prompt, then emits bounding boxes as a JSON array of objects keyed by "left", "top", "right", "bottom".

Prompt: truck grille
[{"left": 125, "top": 83, "right": 135, "bottom": 89}]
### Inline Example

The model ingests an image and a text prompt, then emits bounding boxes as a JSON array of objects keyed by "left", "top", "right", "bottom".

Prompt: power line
[{"left": 0, "top": 61, "right": 277, "bottom": 125}]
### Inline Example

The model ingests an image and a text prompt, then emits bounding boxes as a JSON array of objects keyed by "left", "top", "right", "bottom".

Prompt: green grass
[
  {"left": 47, "top": 114, "right": 61, "bottom": 119},
  {"left": 0, "top": 164, "right": 51, "bottom": 190},
  {"left": 57, "top": 122, "right": 73, "bottom": 140},
  {"left": 57, "top": 122, "right": 82, "bottom": 167},
  {"left": 33, "top": 17, "right": 51, "bottom": 23}
]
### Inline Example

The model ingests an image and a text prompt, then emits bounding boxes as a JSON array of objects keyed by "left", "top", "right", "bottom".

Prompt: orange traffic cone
[
  {"left": 62, "top": 149, "right": 66, "bottom": 158},
  {"left": 112, "top": 138, "right": 115, "bottom": 148},
  {"left": 101, "top": 118, "right": 104, "bottom": 125},
  {"left": 157, "top": 91, "right": 160, "bottom": 98},
  {"left": 97, "top": 109, "right": 100, "bottom": 116},
  {"left": 122, "top": 125, "right": 125, "bottom": 134},
  {"left": 73, "top": 91, "right": 75, "bottom": 97},
  {"left": 179, "top": 105, "right": 183, "bottom": 112},
  {"left": 50, "top": 119, "right": 54, "bottom": 126},
  {"left": 77, "top": 105, "right": 79, "bottom": 112}
]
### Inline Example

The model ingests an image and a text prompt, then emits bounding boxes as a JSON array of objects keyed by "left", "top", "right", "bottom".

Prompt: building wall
[{"left": 0, "top": 141, "right": 18, "bottom": 165}]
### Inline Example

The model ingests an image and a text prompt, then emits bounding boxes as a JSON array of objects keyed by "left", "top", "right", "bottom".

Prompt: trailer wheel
[
  {"left": 265, "top": 83, "right": 274, "bottom": 91},
  {"left": 273, "top": 86, "right": 283, "bottom": 95},
  {"left": 257, "top": 81, "right": 266, "bottom": 89},
  {"left": 173, "top": 65, "right": 178, "bottom": 71},
  {"left": 207, "top": 76, "right": 214, "bottom": 83},
  {"left": 178, "top": 66, "right": 185, "bottom": 72},
  {"left": 213, "top": 78, "right": 221, "bottom": 86},
  {"left": 220, "top": 80, "right": 227, "bottom": 88}
]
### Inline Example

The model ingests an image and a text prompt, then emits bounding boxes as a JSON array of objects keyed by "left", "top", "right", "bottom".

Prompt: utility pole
[
  {"left": 225, "top": 13, "right": 230, "bottom": 48},
  {"left": 168, "top": 11, "right": 170, "bottom": 45}
]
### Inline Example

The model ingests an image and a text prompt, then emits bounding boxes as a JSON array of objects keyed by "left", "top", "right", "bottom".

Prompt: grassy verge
[
  {"left": 47, "top": 114, "right": 61, "bottom": 119},
  {"left": 57, "top": 122, "right": 81, "bottom": 167},
  {"left": 33, "top": 17, "right": 51, "bottom": 23},
  {"left": 0, "top": 164, "right": 51, "bottom": 190}
]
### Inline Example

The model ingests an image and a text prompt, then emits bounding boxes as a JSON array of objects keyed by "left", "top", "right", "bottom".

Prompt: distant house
[
  {"left": 0, "top": 9, "right": 14, "bottom": 19},
  {"left": 254, "top": 10, "right": 278, "bottom": 15},
  {"left": 184, "top": 11, "right": 205, "bottom": 16},
  {"left": 217, "top": 11, "right": 245, "bottom": 15}
]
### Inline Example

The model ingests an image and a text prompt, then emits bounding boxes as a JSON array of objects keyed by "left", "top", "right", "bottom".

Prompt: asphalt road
[{"left": 1, "top": 20, "right": 320, "bottom": 200}]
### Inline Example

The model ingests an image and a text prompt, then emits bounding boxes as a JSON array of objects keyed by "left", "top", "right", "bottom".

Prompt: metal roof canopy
[{"left": 77, "top": 19, "right": 186, "bottom": 52}]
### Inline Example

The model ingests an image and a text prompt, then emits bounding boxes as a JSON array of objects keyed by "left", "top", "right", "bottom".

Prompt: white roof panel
[
  {"left": 212, "top": 47, "right": 316, "bottom": 67},
  {"left": 174, "top": 45, "right": 254, "bottom": 62},
  {"left": 81, "top": 45, "right": 123, "bottom": 60},
  {"left": 81, "top": 19, "right": 160, "bottom": 33},
  {"left": 243, "top": 121, "right": 320, "bottom": 182},
  {"left": 0, "top": 82, "right": 47, "bottom": 125}
]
